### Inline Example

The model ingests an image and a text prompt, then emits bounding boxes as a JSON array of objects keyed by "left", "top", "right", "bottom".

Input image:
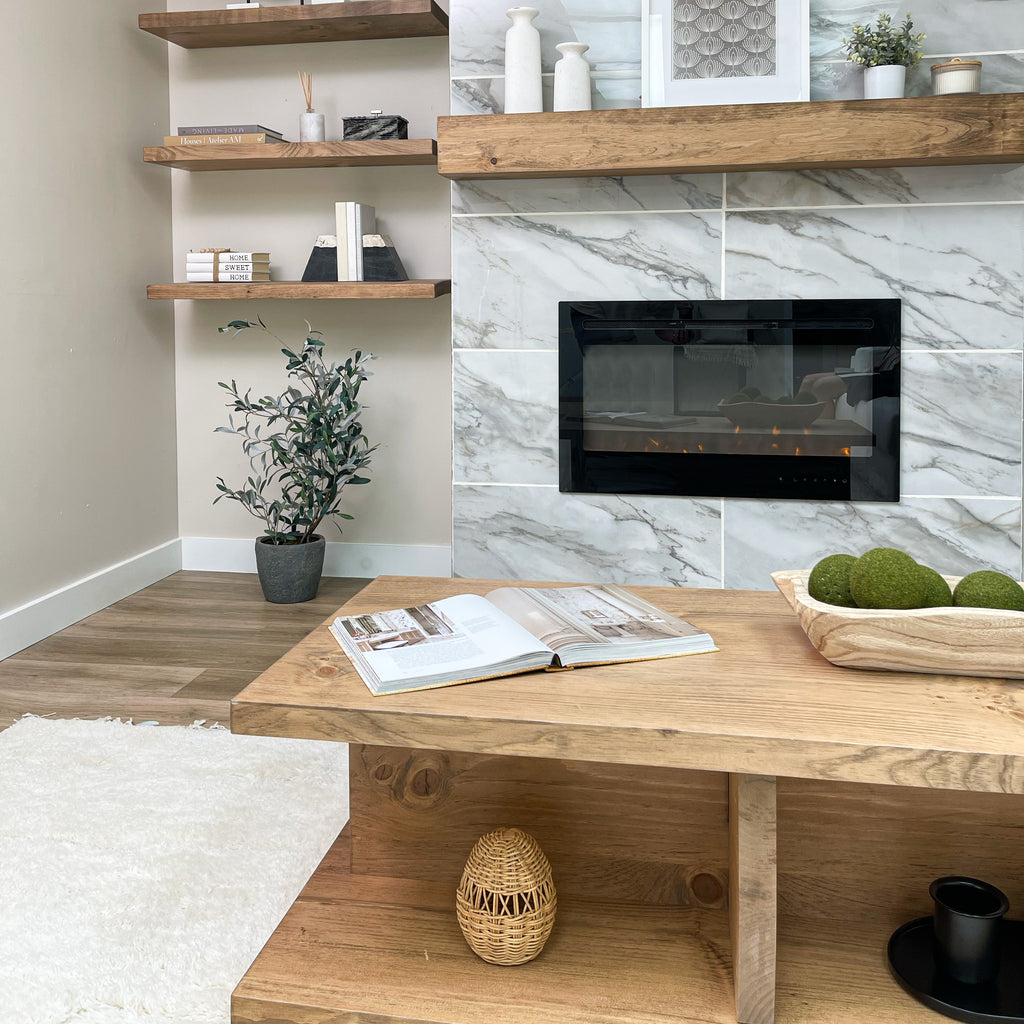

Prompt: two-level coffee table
[{"left": 230, "top": 575, "right": 1024, "bottom": 1024}]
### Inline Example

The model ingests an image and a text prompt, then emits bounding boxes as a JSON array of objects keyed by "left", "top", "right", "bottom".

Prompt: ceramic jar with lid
[{"left": 931, "top": 58, "right": 983, "bottom": 95}]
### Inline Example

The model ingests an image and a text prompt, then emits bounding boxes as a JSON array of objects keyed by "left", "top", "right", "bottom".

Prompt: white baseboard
[
  {"left": 180, "top": 537, "right": 453, "bottom": 579},
  {"left": 0, "top": 539, "right": 183, "bottom": 661}
]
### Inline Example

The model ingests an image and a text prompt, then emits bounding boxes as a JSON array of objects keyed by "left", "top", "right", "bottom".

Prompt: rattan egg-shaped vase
[{"left": 456, "top": 826, "right": 556, "bottom": 965}]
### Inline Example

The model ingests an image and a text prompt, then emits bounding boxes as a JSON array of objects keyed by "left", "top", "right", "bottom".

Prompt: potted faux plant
[
  {"left": 214, "top": 317, "right": 377, "bottom": 604},
  {"left": 843, "top": 12, "right": 926, "bottom": 99}
]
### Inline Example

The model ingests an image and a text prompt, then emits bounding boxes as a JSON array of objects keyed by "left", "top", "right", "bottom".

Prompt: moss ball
[
  {"left": 738, "top": 386, "right": 761, "bottom": 399},
  {"left": 952, "top": 571, "right": 1024, "bottom": 611},
  {"left": 808, "top": 553, "right": 858, "bottom": 607},
  {"left": 726, "top": 391, "right": 750, "bottom": 404},
  {"left": 917, "top": 566, "right": 953, "bottom": 608},
  {"left": 793, "top": 390, "right": 819, "bottom": 404},
  {"left": 849, "top": 547, "right": 927, "bottom": 609}
]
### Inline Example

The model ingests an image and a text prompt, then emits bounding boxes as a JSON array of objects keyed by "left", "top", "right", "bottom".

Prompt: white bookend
[{"left": 334, "top": 202, "right": 350, "bottom": 282}]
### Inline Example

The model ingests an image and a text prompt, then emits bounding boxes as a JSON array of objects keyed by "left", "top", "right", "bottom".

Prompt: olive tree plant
[{"left": 214, "top": 317, "right": 377, "bottom": 545}]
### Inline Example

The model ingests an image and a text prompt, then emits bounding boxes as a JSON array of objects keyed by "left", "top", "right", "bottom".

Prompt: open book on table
[{"left": 328, "top": 583, "right": 717, "bottom": 696}]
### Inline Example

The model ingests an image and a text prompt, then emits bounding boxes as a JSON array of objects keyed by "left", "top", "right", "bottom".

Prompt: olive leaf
[{"left": 213, "top": 319, "right": 377, "bottom": 546}]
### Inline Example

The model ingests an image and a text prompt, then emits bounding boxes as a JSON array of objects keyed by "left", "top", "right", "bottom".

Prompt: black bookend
[
  {"left": 301, "top": 239, "right": 338, "bottom": 282},
  {"left": 362, "top": 236, "right": 409, "bottom": 282}
]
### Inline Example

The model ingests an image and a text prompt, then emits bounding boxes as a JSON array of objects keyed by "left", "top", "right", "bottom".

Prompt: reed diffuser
[{"left": 298, "top": 70, "right": 325, "bottom": 142}]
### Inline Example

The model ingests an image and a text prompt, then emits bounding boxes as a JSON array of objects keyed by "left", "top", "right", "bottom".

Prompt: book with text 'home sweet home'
[{"left": 329, "top": 583, "right": 717, "bottom": 696}]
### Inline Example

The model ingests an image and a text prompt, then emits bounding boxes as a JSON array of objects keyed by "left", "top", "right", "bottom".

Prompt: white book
[
  {"left": 185, "top": 260, "right": 268, "bottom": 273},
  {"left": 186, "top": 271, "right": 271, "bottom": 282},
  {"left": 344, "top": 202, "right": 376, "bottom": 281},
  {"left": 334, "top": 202, "right": 350, "bottom": 282},
  {"left": 328, "top": 584, "right": 716, "bottom": 696},
  {"left": 186, "top": 251, "right": 270, "bottom": 263}
]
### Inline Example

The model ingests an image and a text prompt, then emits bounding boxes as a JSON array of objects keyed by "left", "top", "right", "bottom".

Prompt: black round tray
[{"left": 888, "top": 917, "right": 1024, "bottom": 1023}]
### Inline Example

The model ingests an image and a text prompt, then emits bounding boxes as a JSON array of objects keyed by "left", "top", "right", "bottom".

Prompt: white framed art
[{"left": 641, "top": 0, "right": 810, "bottom": 107}]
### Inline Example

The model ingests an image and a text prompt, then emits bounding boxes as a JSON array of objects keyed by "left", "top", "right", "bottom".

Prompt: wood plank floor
[{"left": 0, "top": 571, "right": 370, "bottom": 729}]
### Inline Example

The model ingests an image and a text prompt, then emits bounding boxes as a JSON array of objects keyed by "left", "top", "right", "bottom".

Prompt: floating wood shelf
[
  {"left": 138, "top": 0, "right": 448, "bottom": 48},
  {"left": 143, "top": 139, "right": 437, "bottom": 171},
  {"left": 147, "top": 280, "right": 451, "bottom": 300},
  {"left": 437, "top": 92, "right": 1024, "bottom": 180}
]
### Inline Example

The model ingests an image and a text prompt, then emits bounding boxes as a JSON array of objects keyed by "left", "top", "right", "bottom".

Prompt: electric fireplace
[{"left": 559, "top": 298, "right": 901, "bottom": 501}]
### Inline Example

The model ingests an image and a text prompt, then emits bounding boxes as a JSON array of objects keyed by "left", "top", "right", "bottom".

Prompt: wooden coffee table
[{"left": 230, "top": 575, "right": 1024, "bottom": 1024}]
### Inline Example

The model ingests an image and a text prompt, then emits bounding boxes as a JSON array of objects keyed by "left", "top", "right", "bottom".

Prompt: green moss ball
[
  {"left": 726, "top": 391, "right": 750, "bottom": 404},
  {"left": 917, "top": 566, "right": 953, "bottom": 608},
  {"left": 952, "top": 571, "right": 1024, "bottom": 611},
  {"left": 793, "top": 390, "right": 819, "bottom": 404},
  {"left": 738, "top": 386, "right": 761, "bottom": 399},
  {"left": 849, "top": 547, "right": 927, "bottom": 609},
  {"left": 808, "top": 554, "right": 858, "bottom": 607}
]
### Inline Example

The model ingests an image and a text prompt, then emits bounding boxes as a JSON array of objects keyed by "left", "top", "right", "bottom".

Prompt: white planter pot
[
  {"left": 863, "top": 64, "right": 907, "bottom": 100},
  {"left": 504, "top": 7, "right": 543, "bottom": 114},
  {"left": 553, "top": 42, "right": 592, "bottom": 111}
]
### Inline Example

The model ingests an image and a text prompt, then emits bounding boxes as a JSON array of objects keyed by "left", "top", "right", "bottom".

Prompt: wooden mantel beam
[{"left": 437, "top": 93, "right": 1024, "bottom": 180}]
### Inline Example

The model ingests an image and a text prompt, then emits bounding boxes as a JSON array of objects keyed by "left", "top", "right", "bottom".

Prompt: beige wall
[
  {"left": 0, "top": 1, "right": 176, "bottom": 614},
  {"left": 168, "top": 13, "right": 453, "bottom": 549}
]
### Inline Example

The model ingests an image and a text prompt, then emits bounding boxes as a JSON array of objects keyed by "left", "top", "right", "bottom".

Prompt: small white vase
[
  {"left": 299, "top": 111, "right": 325, "bottom": 142},
  {"left": 504, "top": 7, "right": 543, "bottom": 114},
  {"left": 553, "top": 42, "right": 591, "bottom": 111},
  {"left": 863, "top": 64, "right": 907, "bottom": 100}
]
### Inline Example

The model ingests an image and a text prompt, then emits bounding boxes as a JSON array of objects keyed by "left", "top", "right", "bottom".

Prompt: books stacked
[
  {"left": 335, "top": 202, "right": 376, "bottom": 281},
  {"left": 185, "top": 250, "right": 271, "bottom": 282},
  {"left": 164, "top": 124, "right": 287, "bottom": 146}
]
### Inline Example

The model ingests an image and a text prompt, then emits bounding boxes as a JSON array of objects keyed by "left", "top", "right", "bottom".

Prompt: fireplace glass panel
[{"left": 559, "top": 299, "right": 901, "bottom": 501}]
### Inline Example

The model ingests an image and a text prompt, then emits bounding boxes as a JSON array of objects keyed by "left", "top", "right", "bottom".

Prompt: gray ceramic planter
[{"left": 254, "top": 535, "right": 326, "bottom": 604}]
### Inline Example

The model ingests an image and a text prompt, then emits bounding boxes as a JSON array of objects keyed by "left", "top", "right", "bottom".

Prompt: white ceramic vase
[
  {"left": 553, "top": 42, "right": 591, "bottom": 111},
  {"left": 504, "top": 7, "right": 543, "bottom": 114},
  {"left": 863, "top": 64, "right": 906, "bottom": 99},
  {"left": 299, "top": 111, "right": 325, "bottom": 142}
]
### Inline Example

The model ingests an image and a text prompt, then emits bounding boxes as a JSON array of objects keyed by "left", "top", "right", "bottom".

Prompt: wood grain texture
[
  {"left": 772, "top": 569, "right": 1024, "bottom": 678},
  {"left": 231, "top": 828, "right": 735, "bottom": 1024},
  {"left": 730, "top": 774, "right": 777, "bottom": 1024},
  {"left": 0, "top": 571, "right": 368, "bottom": 728},
  {"left": 231, "top": 576, "right": 1024, "bottom": 793},
  {"left": 139, "top": 0, "right": 448, "bottom": 49},
  {"left": 436, "top": 94, "right": 1024, "bottom": 180},
  {"left": 350, "top": 744, "right": 729, "bottom": 906},
  {"left": 146, "top": 280, "right": 451, "bottom": 301},
  {"left": 143, "top": 139, "right": 437, "bottom": 171},
  {"left": 775, "top": 777, "right": 1024, "bottom": 1024}
]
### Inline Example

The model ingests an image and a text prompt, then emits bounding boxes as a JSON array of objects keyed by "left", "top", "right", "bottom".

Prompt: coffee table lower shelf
[{"left": 231, "top": 827, "right": 931, "bottom": 1024}]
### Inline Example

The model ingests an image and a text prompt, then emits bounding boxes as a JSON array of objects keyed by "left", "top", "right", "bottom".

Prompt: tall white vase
[
  {"left": 863, "top": 64, "right": 906, "bottom": 99},
  {"left": 553, "top": 42, "right": 591, "bottom": 111},
  {"left": 504, "top": 7, "right": 543, "bottom": 114}
]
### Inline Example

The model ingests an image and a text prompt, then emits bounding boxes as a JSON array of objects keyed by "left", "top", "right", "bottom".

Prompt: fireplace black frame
[{"left": 559, "top": 298, "right": 901, "bottom": 502}]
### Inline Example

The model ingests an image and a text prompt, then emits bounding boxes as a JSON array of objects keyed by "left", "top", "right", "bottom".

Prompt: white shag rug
[{"left": 0, "top": 715, "right": 349, "bottom": 1024}]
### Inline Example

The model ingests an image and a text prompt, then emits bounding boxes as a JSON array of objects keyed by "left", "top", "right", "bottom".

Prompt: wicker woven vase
[{"left": 456, "top": 827, "right": 557, "bottom": 965}]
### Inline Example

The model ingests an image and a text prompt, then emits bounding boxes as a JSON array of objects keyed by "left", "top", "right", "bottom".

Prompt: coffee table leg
[{"left": 730, "top": 772, "right": 778, "bottom": 1024}]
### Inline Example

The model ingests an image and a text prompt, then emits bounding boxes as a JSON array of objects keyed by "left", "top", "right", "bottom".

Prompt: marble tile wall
[{"left": 450, "top": 0, "right": 1024, "bottom": 588}]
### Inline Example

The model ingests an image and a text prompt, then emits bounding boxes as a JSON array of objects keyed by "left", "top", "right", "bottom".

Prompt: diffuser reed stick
[{"left": 298, "top": 70, "right": 313, "bottom": 113}]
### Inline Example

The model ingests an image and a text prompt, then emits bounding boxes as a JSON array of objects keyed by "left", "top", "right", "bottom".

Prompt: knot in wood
[{"left": 411, "top": 767, "right": 440, "bottom": 797}]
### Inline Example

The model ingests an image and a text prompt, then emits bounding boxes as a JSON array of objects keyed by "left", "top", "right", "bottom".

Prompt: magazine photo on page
[{"left": 328, "top": 584, "right": 717, "bottom": 696}]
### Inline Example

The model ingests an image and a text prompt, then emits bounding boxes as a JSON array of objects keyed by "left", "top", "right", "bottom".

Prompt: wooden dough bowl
[{"left": 771, "top": 569, "right": 1024, "bottom": 679}]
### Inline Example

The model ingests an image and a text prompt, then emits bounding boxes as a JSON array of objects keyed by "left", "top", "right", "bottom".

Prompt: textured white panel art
[{"left": 672, "top": 0, "right": 777, "bottom": 80}]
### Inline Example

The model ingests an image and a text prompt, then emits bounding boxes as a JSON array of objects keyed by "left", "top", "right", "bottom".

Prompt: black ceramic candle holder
[{"left": 888, "top": 876, "right": 1024, "bottom": 1024}]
